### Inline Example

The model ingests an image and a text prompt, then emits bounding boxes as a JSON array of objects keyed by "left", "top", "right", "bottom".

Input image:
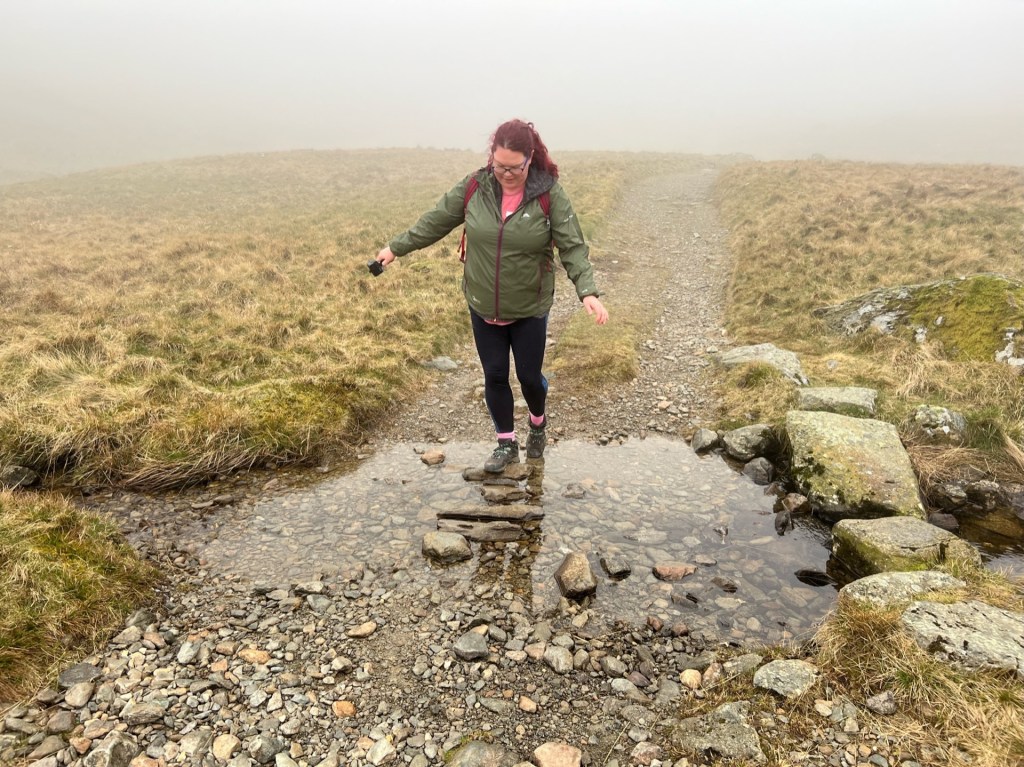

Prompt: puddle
[
  {"left": 954, "top": 508, "right": 1024, "bottom": 576},
  {"left": 200, "top": 437, "right": 841, "bottom": 645}
]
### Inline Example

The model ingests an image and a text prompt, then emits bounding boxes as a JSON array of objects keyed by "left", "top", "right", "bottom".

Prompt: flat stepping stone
[
  {"left": 840, "top": 571, "right": 965, "bottom": 607},
  {"left": 832, "top": 516, "right": 981, "bottom": 577},
  {"left": 462, "top": 463, "right": 533, "bottom": 482},
  {"left": 437, "top": 505, "right": 544, "bottom": 522},
  {"left": 437, "top": 519, "right": 530, "bottom": 542},
  {"left": 480, "top": 486, "right": 528, "bottom": 503}
]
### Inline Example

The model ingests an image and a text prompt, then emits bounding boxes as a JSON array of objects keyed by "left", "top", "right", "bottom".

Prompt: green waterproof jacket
[{"left": 388, "top": 167, "right": 599, "bottom": 321}]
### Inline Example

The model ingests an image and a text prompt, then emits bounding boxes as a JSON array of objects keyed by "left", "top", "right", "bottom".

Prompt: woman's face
[{"left": 492, "top": 146, "right": 531, "bottom": 193}]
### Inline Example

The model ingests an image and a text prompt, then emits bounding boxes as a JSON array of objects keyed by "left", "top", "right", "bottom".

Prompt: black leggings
[{"left": 470, "top": 311, "right": 548, "bottom": 435}]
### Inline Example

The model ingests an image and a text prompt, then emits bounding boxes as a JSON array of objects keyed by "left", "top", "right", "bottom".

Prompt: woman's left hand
[{"left": 582, "top": 295, "right": 609, "bottom": 325}]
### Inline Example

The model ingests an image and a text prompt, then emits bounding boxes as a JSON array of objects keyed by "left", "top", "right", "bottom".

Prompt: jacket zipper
[
  {"left": 491, "top": 182, "right": 543, "bottom": 320},
  {"left": 494, "top": 217, "right": 505, "bottom": 320}
]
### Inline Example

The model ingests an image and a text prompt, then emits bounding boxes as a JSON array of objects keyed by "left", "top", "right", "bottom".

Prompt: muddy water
[{"left": 200, "top": 437, "right": 841, "bottom": 646}]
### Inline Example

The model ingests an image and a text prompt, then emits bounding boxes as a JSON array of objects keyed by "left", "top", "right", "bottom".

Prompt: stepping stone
[
  {"left": 481, "top": 486, "right": 528, "bottom": 503},
  {"left": 437, "top": 506, "right": 544, "bottom": 522},
  {"left": 437, "top": 519, "right": 530, "bottom": 542}
]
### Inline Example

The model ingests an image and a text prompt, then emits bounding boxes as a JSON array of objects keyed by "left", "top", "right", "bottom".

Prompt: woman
[{"left": 374, "top": 119, "right": 608, "bottom": 472}]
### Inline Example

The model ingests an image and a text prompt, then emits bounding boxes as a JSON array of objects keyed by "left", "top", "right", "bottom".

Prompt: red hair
[{"left": 489, "top": 119, "right": 559, "bottom": 179}]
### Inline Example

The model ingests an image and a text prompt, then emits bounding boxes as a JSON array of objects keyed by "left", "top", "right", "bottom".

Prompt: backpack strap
[{"left": 458, "top": 177, "right": 480, "bottom": 263}]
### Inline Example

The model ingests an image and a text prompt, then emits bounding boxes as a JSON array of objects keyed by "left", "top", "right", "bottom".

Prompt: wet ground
[{"left": 198, "top": 437, "right": 842, "bottom": 647}]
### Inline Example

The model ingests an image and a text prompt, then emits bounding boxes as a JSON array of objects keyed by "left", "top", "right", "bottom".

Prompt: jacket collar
[{"left": 481, "top": 166, "right": 555, "bottom": 203}]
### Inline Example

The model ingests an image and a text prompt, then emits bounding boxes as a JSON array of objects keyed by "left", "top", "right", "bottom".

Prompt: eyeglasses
[{"left": 492, "top": 158, "right": 529, "bottom": 176}]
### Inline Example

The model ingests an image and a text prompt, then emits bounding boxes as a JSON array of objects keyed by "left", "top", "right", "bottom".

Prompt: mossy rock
[
  {"left": 832, "top": 516, "right": 982, "bottom": 578},
  {"left": 814, "top": 273, "right": 1024, "bottom": 363},
  {"left": 786, "top": 410, "right": 925, "bottom": 520}
]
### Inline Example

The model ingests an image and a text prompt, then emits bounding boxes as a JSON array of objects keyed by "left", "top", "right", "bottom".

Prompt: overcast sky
[{"left": 2, "top": 0, "right": 1023, "bottom": 176}]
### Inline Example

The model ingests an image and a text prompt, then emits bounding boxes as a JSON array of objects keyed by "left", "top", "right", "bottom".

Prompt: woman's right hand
[{"left": 376, "top": 246, "right": 397, "bottom": 267}]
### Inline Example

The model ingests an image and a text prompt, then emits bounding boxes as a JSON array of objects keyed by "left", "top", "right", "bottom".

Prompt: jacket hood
[{"left": 481, "top": 166, "right": 556, "bottom": 203}]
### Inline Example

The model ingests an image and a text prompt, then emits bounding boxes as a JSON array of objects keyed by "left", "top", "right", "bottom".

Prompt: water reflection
[{"left": 201, "top": 437, "right": 844, "bottom": 645}]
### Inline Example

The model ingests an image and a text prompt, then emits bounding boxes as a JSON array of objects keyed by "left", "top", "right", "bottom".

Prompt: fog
[{"left": 2, "top": 0, "right": 1023, "bottom": 179}]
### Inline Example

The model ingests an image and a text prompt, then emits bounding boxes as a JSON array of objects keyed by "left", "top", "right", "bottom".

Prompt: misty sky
[{"left": 2, "top": 0, "right": 1023, "bottom": 176}]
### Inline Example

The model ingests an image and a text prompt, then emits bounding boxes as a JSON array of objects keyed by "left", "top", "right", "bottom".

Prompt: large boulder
[
  {"left": 832, "top": 516, "right": 981, "bottom": 577},
  {"left": 814, "top": 273, "right": 1024, "bottom": 366},
  {"left": 901, "top": 600, "right": 1024, "bottom": 678},
  {"left": 786, "top": 411, "right": 925, "bottom": 520}
]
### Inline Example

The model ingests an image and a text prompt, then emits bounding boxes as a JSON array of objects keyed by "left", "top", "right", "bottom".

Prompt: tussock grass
[
  {"left": 815, "top": 588, "right": 1024, "bottom": 767},
  {"left": 0, "top": 490, "right": 156, "bottom": 703},
  {"left": 715, "top": 161, "right": 1024, "bottom": 480}
]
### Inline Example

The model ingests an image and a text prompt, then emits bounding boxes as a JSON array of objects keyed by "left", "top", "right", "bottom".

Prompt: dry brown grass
[
  {"left": 0, "top": 490, "right": 156, "bottom": 704},
  {"left": 815, "top": 590, "right": 1024, "bottom": 767},
  {"left": 714, "top": 160, "right": 1024, "bottom": 480}
]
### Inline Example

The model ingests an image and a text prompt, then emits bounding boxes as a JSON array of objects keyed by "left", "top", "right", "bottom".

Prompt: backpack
[{"left": 458, "top": 176, "right": 551, "bottom": 263}]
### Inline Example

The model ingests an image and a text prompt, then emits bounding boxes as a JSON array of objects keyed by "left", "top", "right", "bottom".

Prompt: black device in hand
[{"left": 367, "top": 260, "right": 384, "bottom": 277}]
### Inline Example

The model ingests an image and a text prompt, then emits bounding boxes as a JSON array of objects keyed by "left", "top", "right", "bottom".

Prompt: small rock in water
[
  {"left": 599, "top": 554, "right": 632, "bottom": 580},
  {"left": 774, "top": 509, "right": 793, "bottom": 535},
  {"left": 562, "top": 482, "right": 587, "bottom": 499},
  {"left": 652, "top": 562, "right": 697, "bottom": 581},
  {"left": 421, "top": 450, "right": 445, "bottom": 466}
]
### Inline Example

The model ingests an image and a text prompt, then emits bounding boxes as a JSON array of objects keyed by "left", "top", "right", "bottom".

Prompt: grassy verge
[
  {"left": 0, "top": 490, "right": 156, "bottom": 703},
  {"left": 714, "top": 160, "right": 1024, "bottom": 481}
]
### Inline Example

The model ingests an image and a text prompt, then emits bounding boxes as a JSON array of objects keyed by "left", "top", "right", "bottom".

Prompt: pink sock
[
  {"left": 497, "top": 431, "right": 516, "bottom": 441},
  {"left": 530, "top": 413, "right": 545, "bottom": 427}
]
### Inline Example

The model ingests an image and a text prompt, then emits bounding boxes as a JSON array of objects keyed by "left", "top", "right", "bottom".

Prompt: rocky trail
[{"left": 2, "top": 173, "right": 932, "bottom": 767}]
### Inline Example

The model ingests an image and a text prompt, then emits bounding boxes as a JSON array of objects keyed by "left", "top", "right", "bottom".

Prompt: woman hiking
[{"left": 374, "top": 118, "right": 608, "bottom": 472}]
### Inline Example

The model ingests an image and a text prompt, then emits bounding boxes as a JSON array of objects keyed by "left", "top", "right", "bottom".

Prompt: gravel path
[{"left": 1, "top": 172, "right": 920, "bottom": 767}]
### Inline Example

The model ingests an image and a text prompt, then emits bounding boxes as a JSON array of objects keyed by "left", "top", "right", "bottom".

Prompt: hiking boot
[
  {"left": 525, "top": 416, "right": 548, "bottom": 459},
  {"left": 484, "top": 439, "right": 520, "bottom": 473}
]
